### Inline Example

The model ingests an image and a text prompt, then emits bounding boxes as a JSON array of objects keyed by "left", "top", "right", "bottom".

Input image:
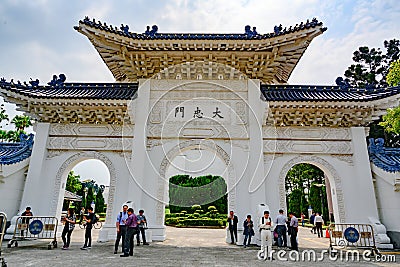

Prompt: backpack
[
  {"left": 260, "top": 216, "right": 272, "bottom": 232},
  {"left": 91, "top": 213, "right": 97, "bottom": 224}
]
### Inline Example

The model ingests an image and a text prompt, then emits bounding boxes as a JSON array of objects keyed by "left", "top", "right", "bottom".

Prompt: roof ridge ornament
[
  {"left": 144, "top": 25, "right": 158, "bottom": 37},
  {"left": 47, "top": 74, "right": 66, "bottom": 87},
  {"left": 244, "top": 25, "right": 258, "bottom": 38}
]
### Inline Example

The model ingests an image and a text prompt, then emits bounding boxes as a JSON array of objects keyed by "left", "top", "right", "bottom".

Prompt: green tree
[
  {"left": 95, "top": 189, "right": 105, "bottom": 213},
  {"left": 86, "top": 187, "right": 95, "bottom": 209},
  {"left": 288, "top": 188, "right": 307, "bottom": 217},
  {"left": 0, "top": 129, "right": 7, "bottom": 142},
  {"left": 169, "top": 174, "right": 227, "bottom": 214},
  {"left": 386, "top": 60, "right": 400, "bottom": 87},
  {"left": 339, "top": 39, "right": 399, "bottom": 88},
  {"left": 66, "top": 171, "right": 82, "bottom": 193},
  {"left": 0, "top": 104, "right": 9, "bottom": 126},
  {"left": 11, "top": 115, "right": 32, "bottom": 131},
  {"left": 378, "top": 60, "right": 400, "bottom": 135}
]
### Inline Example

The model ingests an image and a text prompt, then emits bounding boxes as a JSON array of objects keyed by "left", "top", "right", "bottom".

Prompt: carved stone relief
[{"left": 264, "top": 140, "right": 352, "bottom": 155}]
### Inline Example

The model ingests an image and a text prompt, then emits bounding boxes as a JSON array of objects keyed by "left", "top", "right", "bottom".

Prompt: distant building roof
[
  {"left": 0, "top": 134, "right": 34, "bottom": 165},
  {"left": 368, "top": 138, "right": 400, "bottom": 173},
  {"left": 64, "top": 190, "right": 82, "bottom": 202}
]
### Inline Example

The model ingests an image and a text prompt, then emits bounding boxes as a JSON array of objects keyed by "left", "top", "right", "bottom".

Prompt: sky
[{"left": 0, "top": 0, "right": 399, "bottom": 185}]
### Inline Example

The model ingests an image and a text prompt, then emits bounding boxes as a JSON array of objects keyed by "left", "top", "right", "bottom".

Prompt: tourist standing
[
  {"left": 61, "top": 208, "right": 76, "bottom": 250},
  {"left": 310, "top": 212, "right": 316, "bottom": 234},
  {"left": 136, "top": 209, "right": 149, "bottom": 245},
  {"left": 227, "top": 211, "right": 238, "bottom": 244},
  {"left": 259, "top": 211, "right": 273, "bottom": 260},
  {"left": 120, "top": 208, "right": 138, "bottom": 257},
  {"left": 242, "top": 215, "right": 254, "bottom": 248},
  {"left": 314, "top": 212, "right": 324, "bottom": 238},
  {"left": 114, "top": 205, "right": 129, "bottom": 254},
  {"left": 301, "top": 213, "right": 305, "bottom": 227},
  {"left": 275, "top": 209, "right": 287, "bottom": 247},
  {"left": 80, "top": 207, "right": 95, "bottom": 250},
  {"left": 21, "top": 206, "right": 33, "bottom": 236},
  {"left": 288, "top": 212, "right": 298, "bottom": 251}
]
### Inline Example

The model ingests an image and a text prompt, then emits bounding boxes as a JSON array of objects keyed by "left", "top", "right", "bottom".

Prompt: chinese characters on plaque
[{"left": 174, "top": 106, "right": 224, "bottom": 119}]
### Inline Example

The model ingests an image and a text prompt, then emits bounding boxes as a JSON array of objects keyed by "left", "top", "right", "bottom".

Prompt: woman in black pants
[{"left": 62, "top": 208, "right": 76, "bottom": 249}]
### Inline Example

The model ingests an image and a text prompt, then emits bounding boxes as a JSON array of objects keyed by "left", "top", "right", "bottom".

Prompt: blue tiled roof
[
  {"left": 75, "top": 16, "right": 326, "bottom": 40},
  {"left": 0, "top": 134, "right": 34, "bottom": 165},
  {"left": 261, "top": 84, "right": 400, "bottom": 102},
  {"left": 0, "top": 79, "right": 138, "bottom": 100},
  {"left": 368, "top": 138, "right": 400, "bottom": 173}
]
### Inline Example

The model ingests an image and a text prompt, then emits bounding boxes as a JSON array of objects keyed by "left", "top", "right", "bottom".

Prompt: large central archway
[{"left": 156, "top": 139, "right": 236, "bottom": 227}]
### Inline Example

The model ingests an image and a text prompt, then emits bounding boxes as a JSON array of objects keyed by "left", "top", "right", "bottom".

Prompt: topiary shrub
[
  {"left": 191, "top": 205, "right": 201, "bottom": 212},
  {"left": 208, "top": 206, "right": 217, "bottom": 211}
]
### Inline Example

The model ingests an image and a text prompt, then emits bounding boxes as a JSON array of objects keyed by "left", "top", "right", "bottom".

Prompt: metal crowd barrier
[
  {"left": 8, "top": 216, "right": 58, "bottom": 250},
  {"left": 328, "top": 223, "right": 380, "bottom": 256},
  {"left": 0, "top": 212, "right": 7, "bottom": 267}
]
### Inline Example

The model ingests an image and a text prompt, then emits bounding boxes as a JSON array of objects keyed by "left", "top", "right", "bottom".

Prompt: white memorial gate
[{"left": 1, "top": 17, "right": 399, "bottom": 248}]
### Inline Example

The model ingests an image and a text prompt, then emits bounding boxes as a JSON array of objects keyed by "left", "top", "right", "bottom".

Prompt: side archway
[
  {"left": 51, "top": 151, "right": 117, "bottom": 225},
  {"left": 278, "top": 155, "right": 346, "bottom": 223},
  {"left": 155, "top": 139, "right": 236, "bottom": 225}
]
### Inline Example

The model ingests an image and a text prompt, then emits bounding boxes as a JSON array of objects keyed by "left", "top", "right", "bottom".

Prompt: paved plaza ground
[{"left": 1, "top": 226, "right": 398, "bottom": 266}]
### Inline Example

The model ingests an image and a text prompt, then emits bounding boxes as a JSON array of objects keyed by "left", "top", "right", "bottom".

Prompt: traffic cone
[{"left": 325, "top": 229, "right": 330, "bottom": 238}]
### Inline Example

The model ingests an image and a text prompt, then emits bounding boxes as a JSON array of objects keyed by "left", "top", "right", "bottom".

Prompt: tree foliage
[
  {"left": 66, "top": 171, "right": 82, "bottom": 193},
  {"left": 169, "top": 174, "right": 227, "bottom": 214},
  {"left": 285, "top": 164, "right": 329, "bottom": 219},
  {"left": 95, "top": 189, "right": 105, "bottom": 213},
  {"left": 386, "top": 60, "right": 400, "bottom": 87},
  {"left": 0, "top": 105, "right": 33, "bottom": 142},
  {"left": 339, "top": 39, "right": 399, "bottom": 88},
  {"left": 378, "top": 60, "right": 400, "bottom": 135}
]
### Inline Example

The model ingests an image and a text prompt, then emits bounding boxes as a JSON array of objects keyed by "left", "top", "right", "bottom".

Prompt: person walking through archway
[{"left": 314, "top": 212, "right": 324, "bottom": 238}]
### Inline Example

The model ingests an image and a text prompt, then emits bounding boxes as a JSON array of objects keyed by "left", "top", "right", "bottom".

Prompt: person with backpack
[
  {"left": 259, "top": 211, "right": 273, "bottom": 260},
  {"left": 136, "top": 209, "right": 149, "bottom": 245},
  {"left": 80, "top": 207, "right": 95, "bottom": 250},
  {"left": 114, "top": 205, "right": 129, "bottom": 254}
]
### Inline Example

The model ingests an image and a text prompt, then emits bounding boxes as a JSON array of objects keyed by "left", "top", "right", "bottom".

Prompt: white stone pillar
[
  {"left": 6, "top": 123, "right": 50, "bottom": 235},
  {"left": 350, "top": 127, "right": 392, "bottom": 249}
]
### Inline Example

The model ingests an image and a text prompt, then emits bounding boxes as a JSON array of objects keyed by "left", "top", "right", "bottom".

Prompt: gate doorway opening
[
  {"left": 62, "top": 159, "right": 110, "bottom": 219},
  {"left": 285, "top": 163, "right": 334, "bottom": 224},
  {"left": 164, "top": 148, "right": 228, "bottom": 229}
]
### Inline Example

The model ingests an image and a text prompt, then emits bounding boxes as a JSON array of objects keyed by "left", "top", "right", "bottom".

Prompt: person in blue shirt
[
  {"left": 136, "top": 209, "right": 149, "bottom": 245},
  {"left": 114, "top": 205, "right": 129, "bottom": 254}
]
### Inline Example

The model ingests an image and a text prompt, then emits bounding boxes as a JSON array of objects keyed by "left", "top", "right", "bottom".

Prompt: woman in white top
[{"left": 314, "top": 213, "right": 324, "bottom": 238}]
